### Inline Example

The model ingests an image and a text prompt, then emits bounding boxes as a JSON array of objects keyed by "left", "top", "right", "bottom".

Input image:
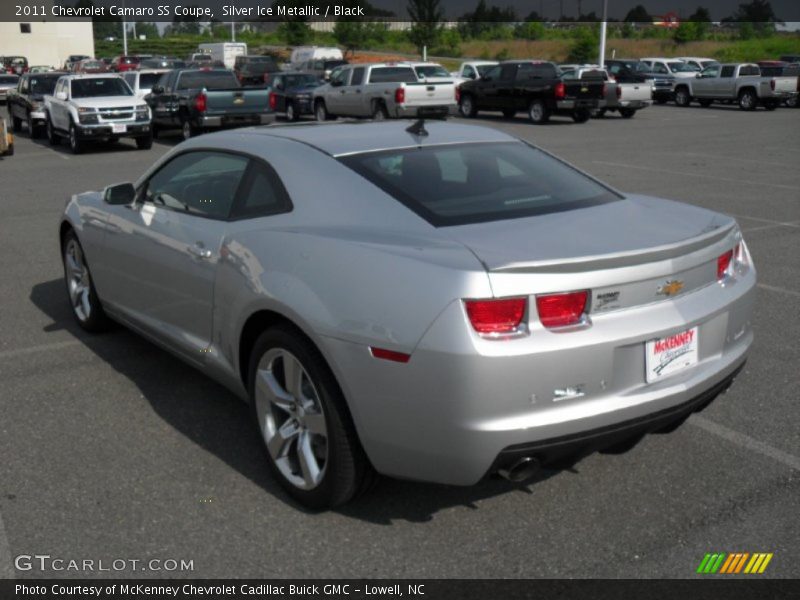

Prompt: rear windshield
[
  {"left": 415, "top": 65, "right": 450, "bottom": 78},
  {"left": 340, "top": 142, "right": 620, "bottom": 227},
  {"left": 0, "top": 75, "right": 18, "bottom": 84},
  {"left": 71, "top": 78, "right": 132, "bottom": 98},
  {"left": 242, "top": 60, "right": 278, "bottom": 73},
  {"left": 139, "top": 72, "right": 164, "bottom": 88},
  {"left": 29, "top": 76, "right": 59, "bottom": 94},
  {"left": 177, "top": 71, "right": 239, "bottom": 90},
  {"left": 283, "top": 74, "right": 320, "bottom": 87},
  {"left": 368, "top": 67, "right": 417, "bottom": 84}
]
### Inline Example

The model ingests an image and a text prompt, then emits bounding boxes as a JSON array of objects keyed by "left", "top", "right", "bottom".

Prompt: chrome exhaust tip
[{"left": 498, "top": 456, "right": 541, "bottom": 483}]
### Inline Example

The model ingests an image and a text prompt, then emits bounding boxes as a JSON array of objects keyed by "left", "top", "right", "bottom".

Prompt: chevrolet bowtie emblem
[{"left": 657, "top": 280, "right": 685, "bottom": 296}]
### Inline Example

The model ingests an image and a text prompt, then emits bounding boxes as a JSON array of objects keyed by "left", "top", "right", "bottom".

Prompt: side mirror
[
  {"left": 56, "top": 91, "right": 67, "bottom": 101},
  {"left": 151, "top": 85, "right": 164, "bottom": 95},
  {"left": 330, "top": 80, "right": 342, "bottom": 87},
  {"left": 695, "top": 73, "right": 702, "bottom": 78},
  {"left": 104, "top": 183, "right": 136, "bottom": 205}
]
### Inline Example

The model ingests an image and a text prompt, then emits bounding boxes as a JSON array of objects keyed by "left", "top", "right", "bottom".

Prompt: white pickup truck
[
  {"left": 312, "top": 63, "right": 457, "bottom": 121},
  {"left": 44, "top": 74, "right": 152, "bottom": 153},
  {"left": 560, "top": 66, "right": 652, "bottom": 118},
  {"left": 673, "top": 63, "right": 799, "bottom": 110},
  {"left": 449, "top": 61, "right": 498, "bottom": 85}
]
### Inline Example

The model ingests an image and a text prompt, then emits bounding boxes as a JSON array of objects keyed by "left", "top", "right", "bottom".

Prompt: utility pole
[
  {"left": 598, "top": 0, "right": 608, "bottom": 66},
  {"left": 122, "top": 0, "right": 128, "bottom": 55},
  {"left": 231, "top": 21, "right": 236, "bottom": 42}
]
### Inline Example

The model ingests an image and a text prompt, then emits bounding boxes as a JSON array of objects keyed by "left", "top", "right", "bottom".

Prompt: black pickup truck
[
  {"left": 145, "top": 68, "right": 274, "bottom": 140},
  {"left": 458, "top": 60, "right": 605, "bottom": 124}
]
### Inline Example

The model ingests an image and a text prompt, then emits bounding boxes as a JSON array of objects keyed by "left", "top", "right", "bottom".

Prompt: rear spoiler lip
[{"left": 488, "top": 220, "right": 737, "bottom": 274}]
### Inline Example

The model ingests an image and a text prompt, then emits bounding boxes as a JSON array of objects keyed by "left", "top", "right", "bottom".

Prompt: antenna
[{"left": 405, "top": 118, "right": 428, "bottom": 137}]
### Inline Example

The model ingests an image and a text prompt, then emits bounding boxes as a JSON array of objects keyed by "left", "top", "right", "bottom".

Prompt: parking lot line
[
  {"left": 592, "top": 160, "right": 800, "bottom": 192},
  {"left": 757, "top": 283, "right": 800, "bottom": 298},
  {"left": 690, "top": 415, "right": 800, "bottom": 472},
  {"left": 0, "top": 509, "right": 12, "bottom": 579},
  {"left": 730, "top": 214, "right": 800, "bottom": 228},
  {"left": 657, "top": 151, "right": 797, "bottom": 170},
  {"left": 0, "top": 340, "right": 80, "bottom": 360}
]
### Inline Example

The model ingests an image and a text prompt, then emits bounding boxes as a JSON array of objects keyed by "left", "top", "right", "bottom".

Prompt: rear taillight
[
  {"left": 535, "top": 291, "right": 589, "bottom": 329},
  {"left": 395, "top": 87, "right": 405, "bottom": 104},
  {"left": 717, "top": 248, "right": 734, "bottom": 280},
  {"left": 194, "top": 92, "right": 207, "bottom": 113},
  {"left": 554, "top": 82, "right": 566, "bottom": 99},
  {"left": 269, "top": 92, "right": 277, "bottom": 110},
  {"left": 465, "top": 298, "right": 526, "bottom": 335}
]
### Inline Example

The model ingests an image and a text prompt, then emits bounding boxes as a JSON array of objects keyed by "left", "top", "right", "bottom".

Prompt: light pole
[
  {"left": 231, "top": 21, "right": 236, "bottom": 42},
  {"left": 122, "top": 0, "right": 128, "bottom": 56},
  {"left": 598, "top": 0, "right": 608, "bottom": 67}
]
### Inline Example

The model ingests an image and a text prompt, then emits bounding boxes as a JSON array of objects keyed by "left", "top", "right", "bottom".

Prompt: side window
[
  {"left": 483, "top": 65, "right": 501, "bottom": 80},
  {"left": 331, "top": 68, "right": 350, "bottom": 86},
  {"left": 653, "top": 63, "right": 668, "bottom": 74},
  {"left": 608, "top": 64, "right": 621, "bottom": 75},
  {"left": 720, "top": 66, "right": 735, "bottom": 78},
  {"left": 350, "top": 67, "right": 365, "bottom": 86},
  {"left": 463, "top": 66, "right": 475, "bottom": 78},
  {"left": 230, "top": 160, "right": 293, "bottom": 219},
  {"left": 561, "top": 70, "right": 576, "bottom": 80},
  {"left": 701, "top": 65, "right": 720, "bottom": 78},
  {"left": 144, "top": 152, "right": 249, "bottom": 219},
  {"left": 499, "top": 64, "right": 516, "bottom": 80}
]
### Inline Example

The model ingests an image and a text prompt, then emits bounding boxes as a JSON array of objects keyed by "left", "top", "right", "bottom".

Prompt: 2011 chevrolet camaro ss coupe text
[{"left": 59, "top": 121, "right": 755, "bottom": 508}]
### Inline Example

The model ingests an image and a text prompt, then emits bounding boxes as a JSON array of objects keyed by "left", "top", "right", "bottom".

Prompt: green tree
[
  {"left": 624, "top": 5, "right": 651, "bottom": 22},
  {"left": 567, "top": 27, "right": 599, "bottom": 63},
  {"left": 334, "top": 21, "right": 369, "bottom": 56},
  {"left": 135, "top": 22, "right": 160, "bottom": 39},
  {"left": 514, "top": 21, "right": 545, "bottom": 40},
  {"left": 407, "top": 0, "right": 444, "bottom": 55}
]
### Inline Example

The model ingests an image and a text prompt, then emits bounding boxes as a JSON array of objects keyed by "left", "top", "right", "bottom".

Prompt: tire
[
  {"left": 786, "top": 95, "right": 798, "bottom": 108},
  {"left": 249, "top": 326, "right": 375, "bottom": 509},
  {"left": 459, "top": 94, "right": 477, "bottom": 118},
  {"left": 286, "top": 101, "right": 299, "bottom": 122},
  {"left": 674, "top": 87, "right": 691, "bottom": 107},
  {"left": 181, "top": 117, "right": 200, "bottom": 140},
  {"left": 371, "top": 101, "right": 388, "bottom": 121},
  {"left": 46, "top": 115, "right": 59, "bottom": 146},
  {"left": 590, "top": 108, "right": 607, "bottom": 118},
  {"left": 27, "top": 112, "right": 41, "bottom": 139},
  {"left": 501, "top": 108, "right": 516, "bottom": 119},
  {"left": 572, "top": 109, "right": 590, "bottom": 123},
  {"left": 619, "top": 108, "right": 636, "bottom": 119},
  {"left": 135, "top": 133, "right": 153, "bottom": 149},
  {"left": 527, "top": 99, "right": 549, "bottom": 124},
  {"left": 68, "top": 122, "right": 83, "bottom": 154},
  {"left": 738, "top": 89, "right": 757, "bottom": 111},
  {"left": 315, "top": 100, "right": 331, "bottom": 122},
  {"left": 62, "top": 230, "right": 111, "bottom": 333}
]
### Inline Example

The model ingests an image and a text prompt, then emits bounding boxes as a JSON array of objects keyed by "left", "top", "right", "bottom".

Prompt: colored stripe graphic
[{"left": 700, "top": 552, "right": 774, "bottom": 574}]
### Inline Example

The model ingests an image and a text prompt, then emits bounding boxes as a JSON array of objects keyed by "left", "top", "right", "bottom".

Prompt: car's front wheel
[
  {"left": 46, "top": 115, "right": 59, "bottom": 146},
  {"left": 674, "top": 87, "right": 692, "bottom": 107},
  {"left": 315, "top": 100, "right": 331, "bottom": 122},
  {"left": 68, "top": 122, "right": 83, "bottom": 154},
  {"left": 286, "top": 101, "right": 298, "bottom": 122},
  {"left": 62, "top": 230, "right": 110, "bottom": 332},
  {"left": 249, "top": 326, "right": 374, "bottom": 509}
]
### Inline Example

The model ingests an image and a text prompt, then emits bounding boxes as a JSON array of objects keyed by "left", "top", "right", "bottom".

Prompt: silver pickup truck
[
  {"left": 674, "top": 63, "right": 798, "bottom": 110},
  {"left": 560, "top": 66, "right": 652, "bottom": 118},
  {"left": 312, "top": 63, "right": 457, "bottom": 121}
]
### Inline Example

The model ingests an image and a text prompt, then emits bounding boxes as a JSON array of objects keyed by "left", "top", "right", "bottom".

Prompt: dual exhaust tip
[{"left": 497, "top": 456, "right": 541, "bottom": 483}]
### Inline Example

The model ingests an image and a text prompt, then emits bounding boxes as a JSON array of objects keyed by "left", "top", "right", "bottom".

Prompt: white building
[{"left": 0, "top": 20, "right": 95, "bottom": 70}]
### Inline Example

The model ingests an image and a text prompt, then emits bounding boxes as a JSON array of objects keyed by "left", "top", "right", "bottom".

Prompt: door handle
[{"left": 188, "top": 243, "right": 212, "bottom": 259}]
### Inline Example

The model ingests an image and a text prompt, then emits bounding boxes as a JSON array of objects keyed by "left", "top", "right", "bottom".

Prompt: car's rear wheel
[
  {"left": 68, "top": 122, "right": 83, "bottom": 154},
  {"left": 286, "top": 101, "right": 298, "bottom": 122},
  {"left": 786, "top": 95, "right": 798, "bottom": 108},
  {"left": 46, "top": 115, "right": 59, "bottom": 146},
  {"left": 249, "top": 326, "right": 375, "bottom": 509},
  {"left": 738, "top": 89, "right": 757, "bottom": 111},
  {"left": 528, "top": 99, "right": 549, "bottom": 124},
  {"left": 619, "top": 107, "right": 636, "bottom": 119},
  {"left": 674, "top": 87, "right": 691, "bottom": 107},
  {"left": 62, "top": 230, "right": 110, "bottom": 332},
  {"left": 181, "top": 118, "right": 199, "bottom": 140},
  {"left": 315, "top": 100, "right": 331, "bottom": 122},
  {"left": 572, "top": 109, "right": 591, "bottom": 123},
  {"left": 136, "top": 133, "right": 153, "bottom": 149},
  {"left": 371, "top": 101, "right": 388, "bottom": 121},
  {"left": 459, "top": 94, "right": 477, "bottom": 118}
]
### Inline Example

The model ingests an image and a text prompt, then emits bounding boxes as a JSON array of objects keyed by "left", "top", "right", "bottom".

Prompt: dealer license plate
[
  {"left": 111, "top": 123, "right": 127, "bottom": 134},
  {"left": 645, "top": 326, "right": 699, "bottom": 383}
]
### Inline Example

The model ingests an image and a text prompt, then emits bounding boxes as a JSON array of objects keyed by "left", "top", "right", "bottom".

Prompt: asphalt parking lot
[{"left": 1, "top": 104, "right": 798, "bottom": 579}]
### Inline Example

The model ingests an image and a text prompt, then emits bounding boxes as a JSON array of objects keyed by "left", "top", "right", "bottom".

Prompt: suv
[
  {"left": 605, "top": 59, "right": 675, "bottom": 104},
  {"left": 233, "top": 55, "right": 280, "bottom": 86},
  {"left": 299, "top": 58, "right": 349, "bottom": 81},
  {"left": 44, "top": 74, "right": 152, "bottom": 153}
]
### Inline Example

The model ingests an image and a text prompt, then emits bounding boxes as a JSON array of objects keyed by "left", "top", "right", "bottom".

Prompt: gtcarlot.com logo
[
  {"left": 14, "top": 554, "right": 194, "bottom": 573},
  {"left": 697, "top": 552, "right": 773, "bottom": 574}
]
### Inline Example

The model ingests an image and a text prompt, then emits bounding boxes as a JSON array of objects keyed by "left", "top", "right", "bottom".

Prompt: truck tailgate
[
  {"left": 768, "top": 76, "right": 797, "bottom": 95},
  {"left": 205, "top": 87, "right": 269, "bottom": 115},
  {"left": 564, "top": 80, "right": 605, "bottom": 100},
  {"left": 402, "top": 81, "right": 456, "bottom": 107},
  {"left": 618, "top": 82, "right": 652, "bottom": 103}
]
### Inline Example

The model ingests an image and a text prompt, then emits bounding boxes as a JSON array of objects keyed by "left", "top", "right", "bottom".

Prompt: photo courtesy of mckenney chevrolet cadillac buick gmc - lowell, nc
[{"left": 58, "top": 120, "right": 755, "bottom": 509}]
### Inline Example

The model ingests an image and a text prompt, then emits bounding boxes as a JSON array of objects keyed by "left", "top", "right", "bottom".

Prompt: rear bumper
[
  {"left": 322, "top": 265, "right": 756, "bottom": 486},
  {"left": 556, "top": 99, "right": 600, "bottom": 111},
  {"left": 198, "top": 113, "right": 275, "bottom": 128},
  {"left": 394, "top": 104, "right": 457, "bottom": 118}
]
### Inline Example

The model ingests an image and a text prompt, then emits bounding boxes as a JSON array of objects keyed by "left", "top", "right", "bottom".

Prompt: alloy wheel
[
  {"left": 64, "top": 239, "right": 92, "bottom": 322},
  {"left": 255, "top": 348, "right": 329, "bottom": 490}
]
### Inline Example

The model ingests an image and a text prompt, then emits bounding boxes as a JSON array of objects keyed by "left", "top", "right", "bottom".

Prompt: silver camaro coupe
[{"left": 60, "top": 121, "right": 755, "bottom": 508}]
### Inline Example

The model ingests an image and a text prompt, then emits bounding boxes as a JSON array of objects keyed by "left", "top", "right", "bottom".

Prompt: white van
[
  {"left": 289, "top": 46, "right": 343, "bottom": 69},
  {"left": 197, "top": 43, "right": 248, "bottom": 69}
]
